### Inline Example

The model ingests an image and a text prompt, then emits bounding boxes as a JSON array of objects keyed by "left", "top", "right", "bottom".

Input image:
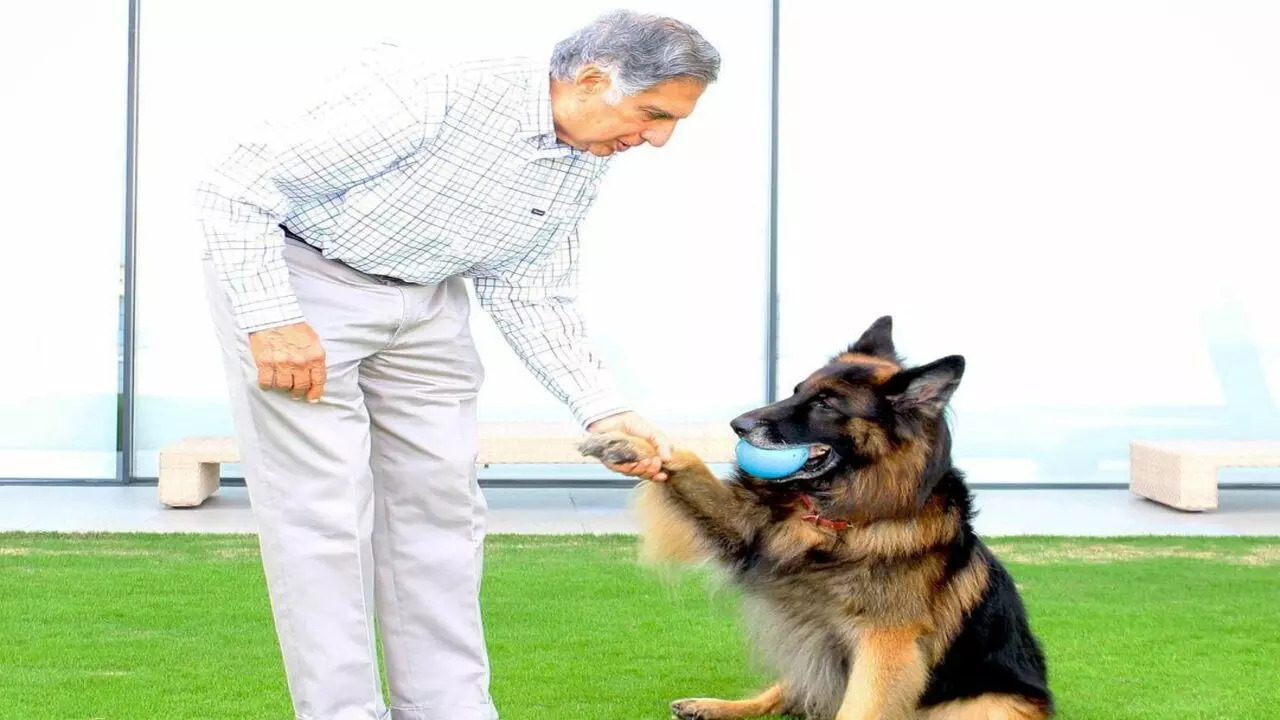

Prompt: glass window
[
  {"left": 778, "top": 2, "right": 1280, "bottom": 484},
  {"left": 133, "top": 1, "right": 772, "bottom": 479},
  {"left": 0, "top": 2, "right": 128, "bottom": 480}
]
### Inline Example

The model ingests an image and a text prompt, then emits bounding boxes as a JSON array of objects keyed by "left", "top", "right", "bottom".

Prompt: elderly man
[{"left": 194, "top": 9, "right": 719, "bottom": 720}]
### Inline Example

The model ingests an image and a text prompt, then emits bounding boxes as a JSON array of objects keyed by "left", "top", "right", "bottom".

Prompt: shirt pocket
[{"left": 471, "top": 158, "right": 571, "bottom": 271}]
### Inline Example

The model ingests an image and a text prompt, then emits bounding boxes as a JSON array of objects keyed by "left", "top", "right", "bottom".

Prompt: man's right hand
[{"left": 248, "top": 322, "right": 327, "bottom": 403}]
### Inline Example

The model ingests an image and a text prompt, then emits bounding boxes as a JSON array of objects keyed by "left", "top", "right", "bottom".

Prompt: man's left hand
[{"left": 586, "top": 411, "right": 673, "bottom": 482}]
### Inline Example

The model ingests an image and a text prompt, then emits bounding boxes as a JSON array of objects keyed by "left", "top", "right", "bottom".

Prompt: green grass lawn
[{"left": 1, "top": 533, "right": 1277, "bottom": 720}]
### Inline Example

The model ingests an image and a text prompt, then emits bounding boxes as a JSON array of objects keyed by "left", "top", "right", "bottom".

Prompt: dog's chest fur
[
  {"left": 740, "top": 590, "right": 850, "bottom": 720},
  {"left": 725, "top": 524, "right": 955, "bottom": 719}
]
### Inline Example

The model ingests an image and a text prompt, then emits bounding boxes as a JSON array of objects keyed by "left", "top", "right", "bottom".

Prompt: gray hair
[{"left": 550, "top": 9, "right": 721, "bottom": 103}]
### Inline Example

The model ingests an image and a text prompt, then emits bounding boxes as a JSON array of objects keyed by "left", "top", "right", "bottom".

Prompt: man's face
[{"left": 554, "top": 66, "right": 707, "bottom": 157}]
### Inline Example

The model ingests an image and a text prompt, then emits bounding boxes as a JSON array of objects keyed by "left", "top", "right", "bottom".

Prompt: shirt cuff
[
  {"left": 570, "top": 386, "right": 631, "bottom": 429},
  {"left": 233, "top": 298, "right": 306, "bottom": 334}
]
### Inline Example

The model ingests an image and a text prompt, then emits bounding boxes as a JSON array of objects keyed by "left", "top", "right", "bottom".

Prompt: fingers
[
  {"left": 258, "top": 350, "right": 294, "bottom": 392},
  {"left": 287, "top": 356, "right": 326, "bottom": 402},
  {"left": 270, "top": 351, "right": 308, "bottom": 397},
  {"left": 607, "top": 457, "right": 668, "bottom": 483},
  {"left": 650, "top": 457, "right": 669, "bottom": 482},
  {"left": 643, "top": 456, "right": 668, "bottom": 481},
  {"left": 307, "top": 364, "right": 326, "bottom": 404},
  {"left": 248, "top": 323, "right": 327, "bottom": 403},
  {"left": 289, "top": 367, "right": 310, "bottom": 400},
  {"left": 257, "top": 360, "right": 275, "bottom": 390}
]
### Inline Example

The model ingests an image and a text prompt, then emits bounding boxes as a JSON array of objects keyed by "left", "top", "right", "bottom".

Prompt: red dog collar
[{"left": 799, "top": 494, "right": 849, "bottom": 532}]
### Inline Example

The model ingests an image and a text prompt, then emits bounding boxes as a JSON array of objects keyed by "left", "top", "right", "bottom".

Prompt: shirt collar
[{"left": 516, "top": 57, "right": 581, "bottom": 158}]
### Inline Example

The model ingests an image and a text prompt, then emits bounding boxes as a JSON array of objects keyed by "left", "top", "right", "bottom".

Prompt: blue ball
[{"left": 735, "top": 438, "right": 809, "bottom": 479}]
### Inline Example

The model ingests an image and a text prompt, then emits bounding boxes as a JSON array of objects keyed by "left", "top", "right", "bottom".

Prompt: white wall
[
  {"left": 777, "top": 0, "right": 1280, "bottom": 483},
  {"left": 133, "top": 1, "right": 772, "bottom": 477},
  {"left": 0, "top": 2, "right": 127, "bottom": 479}
]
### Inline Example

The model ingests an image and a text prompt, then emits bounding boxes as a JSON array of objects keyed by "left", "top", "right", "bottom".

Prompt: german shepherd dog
[{"left": 579, "top": 317, "right": 1053, "bottom": 720}]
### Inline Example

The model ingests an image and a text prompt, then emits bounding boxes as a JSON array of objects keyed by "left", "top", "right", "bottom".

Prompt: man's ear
[
  {"left": 884, "top": 355, "right": 965, "bottom": 419},
  {"left": 848, "top": 315, "right": 895, "bottom": 359},
  {"left": 574, "top": 64, "right": 611, "bottom": 96}
]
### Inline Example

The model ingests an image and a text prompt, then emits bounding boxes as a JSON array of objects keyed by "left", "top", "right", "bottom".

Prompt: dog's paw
[
  {"left": 577, "top": 431, "right": 658, "bottom": 467},
  {"left": 670, "top": 696, "right": 742, "bottom": 717},
  {"left": 670, "top": 696, "right": 732, "bottom": 717},
  {"left": 670, "top": 699, "right": 716, "bottom": 720}
]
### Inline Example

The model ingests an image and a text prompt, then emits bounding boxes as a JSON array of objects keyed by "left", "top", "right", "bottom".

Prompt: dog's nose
[{"left": 730, "top": 413, "right": 758, "bottom": 437}]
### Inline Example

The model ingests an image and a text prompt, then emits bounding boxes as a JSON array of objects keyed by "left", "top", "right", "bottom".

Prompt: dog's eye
[{"left": 815, "top": 395, "right": 841, "bottom": 413}]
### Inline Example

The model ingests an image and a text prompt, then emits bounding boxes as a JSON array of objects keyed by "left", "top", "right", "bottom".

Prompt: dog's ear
[
  {"left": 884, "top": 355, "right": 965, "bottom": 419},
  {"left": 848, "top": 315, "right": 895, "bottom": 359}
]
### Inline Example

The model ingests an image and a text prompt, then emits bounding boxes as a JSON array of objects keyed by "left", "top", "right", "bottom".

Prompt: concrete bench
[
  {"left": 158, "top": 422, "right": 738, "bottom": 508},
  {"left": 1129, "top": 440, "right": 1280, "bottom": 511}
]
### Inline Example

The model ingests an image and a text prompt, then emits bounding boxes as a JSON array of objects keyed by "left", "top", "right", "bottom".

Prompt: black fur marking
[{"left": 920, "top": 541, "right": 1055, "bottom": 714}]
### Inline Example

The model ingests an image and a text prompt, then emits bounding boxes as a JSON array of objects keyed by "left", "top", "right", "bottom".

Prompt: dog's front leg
[
  {"left": 834, "top": 626, "right": 928, "bottom": 720},
  {"left": 579, "top": 432, "right": 763, "bottom": 562}
]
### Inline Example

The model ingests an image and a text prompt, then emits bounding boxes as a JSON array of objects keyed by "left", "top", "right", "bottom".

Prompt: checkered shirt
[{"left": 195, "top": 45, "right": 628, "bottom": 427}]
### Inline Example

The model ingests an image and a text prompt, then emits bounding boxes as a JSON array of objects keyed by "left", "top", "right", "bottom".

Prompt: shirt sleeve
[
  {"left": 471, "top": 228, "right": 630, "bottom": 428},
  {"left": 194, "top": 44, "right": 450, "bottom": 333}
]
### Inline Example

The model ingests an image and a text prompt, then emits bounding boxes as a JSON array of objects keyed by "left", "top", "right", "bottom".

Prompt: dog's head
[{"left": 730, "top": 316, "right": 964, "bottom": 501}]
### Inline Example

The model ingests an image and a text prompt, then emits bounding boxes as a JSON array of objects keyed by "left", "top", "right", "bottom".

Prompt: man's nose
[{"left": 641, "top": 124, "right": 674, "bottom": 147}]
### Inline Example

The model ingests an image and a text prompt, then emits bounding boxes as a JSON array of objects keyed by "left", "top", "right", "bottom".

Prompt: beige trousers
[{"left": 203, "top": 238, "right": 496, "bottom": 720}]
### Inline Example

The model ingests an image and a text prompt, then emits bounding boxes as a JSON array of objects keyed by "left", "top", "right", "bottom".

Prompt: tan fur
[
  {"left": 671, "top": 685, "right": 785, "bottom": 719},
  {"left": 836, "top": 625, "right": 929, "bottom": 720},
  {"left": 923, "top": 557, "right": 991, "bottom": 664},
  {"left": 828, "top": 438, "right": 927, "bottom": 522},
  {"left": 840, "top": 503, "right": 962, "bottom": 561},
  {"left": 919, "top": 694, "right": 1050, "bottom": 720},
  {"left": 632, "top": 480, "right": 710, "bottom": 564},
  {"left": 836, "top": 352, "right": 901, "bottom": 382}
]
